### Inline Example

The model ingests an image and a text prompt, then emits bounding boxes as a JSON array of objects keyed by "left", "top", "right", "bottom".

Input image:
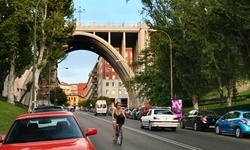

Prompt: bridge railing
[{"left": 77, "top": 22, "right": 146, "bottom": 27}]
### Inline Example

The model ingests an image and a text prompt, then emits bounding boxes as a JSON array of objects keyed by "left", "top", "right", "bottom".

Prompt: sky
[{"left": 58, "top": 0, "right": 144, "bottom": 84}]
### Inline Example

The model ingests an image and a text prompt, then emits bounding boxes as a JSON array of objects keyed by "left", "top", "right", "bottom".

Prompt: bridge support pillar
[{"left": 121, "top": 32, "right": 126, "bottom": 58}]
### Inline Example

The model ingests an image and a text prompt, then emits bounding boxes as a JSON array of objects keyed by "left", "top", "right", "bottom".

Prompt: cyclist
[{"left": 112, "top": 102, "right": 126, "bottom": 142}]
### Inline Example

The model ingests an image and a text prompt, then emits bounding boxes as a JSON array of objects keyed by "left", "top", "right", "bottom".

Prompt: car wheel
[
  {"left": 180, "top": 120, "right": 185, "bottom": 129},
  {"left": 149, "top": 122, "right": 154, "bottom": 131},
  {"left": 215, "top": 125, "right": 222, "bottom": 135},
  {"left": 193, "top": 122, "right": 198, "bottom": 131},
  {"left": 235, "top": 127, "right": 243, "bottom": 138},
  {"left": 171, "top": 127, "right": 177, "bottom": 132},
  {"left": 140, "top": 120, "right": 144, "bottom": 129}
]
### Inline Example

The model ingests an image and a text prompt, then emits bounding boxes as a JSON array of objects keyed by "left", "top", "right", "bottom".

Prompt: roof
[{"left": 16, "top": 111, "right": 74, "bottom": 120}]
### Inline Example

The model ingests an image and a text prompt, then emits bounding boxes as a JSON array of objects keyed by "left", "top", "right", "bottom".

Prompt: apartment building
[{"left": 95, "top": 48, "right": 133, "bottom": 107}]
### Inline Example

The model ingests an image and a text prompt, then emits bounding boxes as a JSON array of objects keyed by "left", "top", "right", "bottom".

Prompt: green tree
[
  {"left": 127, "top": 0, "right": 250, "bottom": 109},
  {"left": 0, "top": 0, "right": 75, "bottom": 107},
  {"left": 0, "top": 0, "right": 33, "bottom": 103},
  {"left": 49, "top": 87, "right": 68, "bottom": 106}
]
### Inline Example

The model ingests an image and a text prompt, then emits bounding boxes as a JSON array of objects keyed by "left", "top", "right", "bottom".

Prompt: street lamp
[
  {"left": 148, "top": 29, "right": 173, "bottom": 99},
  {"left": 55, "top": 67, "right": 68, "bottom": 105},
  {"left": 31, "top": 0, "right": 42, "bottom": 109}
]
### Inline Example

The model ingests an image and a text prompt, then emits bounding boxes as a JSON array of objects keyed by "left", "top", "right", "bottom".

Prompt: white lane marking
[{"left": 80, "top": 112, "right": 203, "bottom": 150}]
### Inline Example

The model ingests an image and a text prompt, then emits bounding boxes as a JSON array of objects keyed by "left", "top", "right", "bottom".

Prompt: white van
[{"left": 94, "top": 100, "right": 107, "bottom": 116}]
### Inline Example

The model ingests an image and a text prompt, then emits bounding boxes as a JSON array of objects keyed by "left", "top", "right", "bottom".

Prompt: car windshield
[
  {"left": 199, "top": 111, "right": 217, "bottom": 116},
  {"left": 4, "top": 116, "right": 83, "bottom": 144},
  {"left": 243, "top": 113, "right": 250, "bottom": 119},
  {"left": 154, "top": 110, "right": 173, "bottom": 115}
]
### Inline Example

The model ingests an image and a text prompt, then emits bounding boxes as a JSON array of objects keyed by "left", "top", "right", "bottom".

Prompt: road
[{"left": 74, "top": 111, "right": 250, "bottom": 150}]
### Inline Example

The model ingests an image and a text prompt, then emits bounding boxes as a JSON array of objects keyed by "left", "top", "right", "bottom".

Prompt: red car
[{"left": 0, "top": 111, "right": 97, "bottom": 150}]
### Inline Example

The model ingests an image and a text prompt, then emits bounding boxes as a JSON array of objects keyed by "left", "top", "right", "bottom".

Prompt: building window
[
  {"left": 112, "top": 68, "right": 114, "bottom": 72},
  {"left": 119, "top": 90, "right": 122, "bottom": 95},
  {"left": 106, "top": 75, "right": 109, "bottom": 79},
  {"left": 106, "top": 82, "right": 109, "bottom": 87},
  {"left": 112, "top": 90, "right": 115, "bottom": 94},
  {"left": 112, "top": 75, "right": 115, "bottom": 79},
  {"left": 106, "top": 67, "right": 111, "bottom": 72},
  {"left": 125, "top": 53, "right": 128, "bottom": 57},
  {"left": 106, "top": 90, "right": 109, "bottom": 94},
  {"left": 112, "top": 82, "right": 115, "bottom": 87}
]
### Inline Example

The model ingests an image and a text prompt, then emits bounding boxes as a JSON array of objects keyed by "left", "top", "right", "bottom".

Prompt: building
[
  {"left": 85, "top": 63, "right": 98, "bottom": 99},
  {"left": 94, "top": 48, "right": 133, "bottom": 107},
  {"left": 67, "top": 93, "right": 84, "bottom": 109}
]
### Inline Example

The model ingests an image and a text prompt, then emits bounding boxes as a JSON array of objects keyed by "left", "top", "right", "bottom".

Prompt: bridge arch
[{"left": 66, "top": 31, "right": 137, "bottom": 107}]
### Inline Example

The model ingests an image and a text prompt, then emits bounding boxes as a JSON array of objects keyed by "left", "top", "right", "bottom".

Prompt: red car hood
[{"left": 0, "top": 138, "right": 95, "bottom": 150}]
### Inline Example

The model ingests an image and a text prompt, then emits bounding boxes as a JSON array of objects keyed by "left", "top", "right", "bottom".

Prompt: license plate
[{"left": 209, "top": 125, "right": 215, "bottom": 128}]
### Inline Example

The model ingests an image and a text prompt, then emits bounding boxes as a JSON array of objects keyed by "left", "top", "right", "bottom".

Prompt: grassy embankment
[
  {"left": 0, "top": 101, "right": 27, "bottom": 135},
  {"left": 183, "top": 90, "right": 250, "bottom": 116}
]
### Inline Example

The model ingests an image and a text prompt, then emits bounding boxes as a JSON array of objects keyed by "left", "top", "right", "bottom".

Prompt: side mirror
[{"left": 85, "top": 128, "right": 97, "bottom": 136}]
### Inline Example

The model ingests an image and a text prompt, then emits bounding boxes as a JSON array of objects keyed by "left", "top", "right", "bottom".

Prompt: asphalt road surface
[{"left": 74, "top": 111, "right": 250, "bottom": 150}]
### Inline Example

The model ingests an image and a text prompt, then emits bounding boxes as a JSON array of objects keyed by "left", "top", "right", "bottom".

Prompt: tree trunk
[
  {"left": 7, "top": 53, "right": 16, "bottom": 104},
  {"left": 226, "top": 80, "right": 233, "bottom": 107},
  {"left": 212, "top": 56, "right": 224, "bottom": 105},
  {"left": 219, "top": 81, "right": 224, "bottom": 105},
  {"left": 192, "top": 94, "right": 199, "bottom": 110},
  {"left": 19, "top": 82, "right": 32, "bottom": 103}
]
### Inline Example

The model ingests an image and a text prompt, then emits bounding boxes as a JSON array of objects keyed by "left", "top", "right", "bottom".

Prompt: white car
[{"left": 140, "top": 109, "right": 179, "bottom": 131}]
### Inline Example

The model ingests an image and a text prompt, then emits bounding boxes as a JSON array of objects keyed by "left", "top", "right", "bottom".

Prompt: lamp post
[
  {"left": 31, "top": 0, "right": 42, "bottom": 109},
  {"left": 55, "top": 67, "right": 68, "bottom": 105},
  {"left": 148, "top": 29, "right": 173, "bottom": 99}
]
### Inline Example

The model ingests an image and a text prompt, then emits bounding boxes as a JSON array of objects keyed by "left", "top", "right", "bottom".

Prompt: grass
[
  {"left": 183, "top": 99, "right": 250, "bottom": 116},
  {"left": 238, "top": 90, "right": 250, "bottom": 96},
  {"left": 0, "top": 101, "right": 27, "bottom": 135}
]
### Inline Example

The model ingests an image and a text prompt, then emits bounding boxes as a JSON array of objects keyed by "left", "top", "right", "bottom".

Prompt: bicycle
[
  {"left": 115, "top": 123, "right": 123, "bottom": 145},
  {"left": 114, "top": 116, "right": 125, "bottom": 145}
]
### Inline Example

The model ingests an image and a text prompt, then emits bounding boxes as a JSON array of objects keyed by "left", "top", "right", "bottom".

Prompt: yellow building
[{"left": 67, "top": 94, "right": 84, "bottom": 109}]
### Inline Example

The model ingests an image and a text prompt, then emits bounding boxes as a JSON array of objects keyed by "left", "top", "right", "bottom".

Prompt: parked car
[
  {"left": 107, "top": 107, "right": 113, "bottom": 116},
  {"left": 140, "top": 109, "right": 179, "bottom": 131},
  {"left": 129, "top": 108, "right": 139, "bottom": 119},
  {"left": 215, "top": 110, "right": 250, "bottom": 138},
  {"left": 32, "top": 106, "right": 66, "bottom": 113},
  {"left": 70, "top": 107, "right": 75, "bottom": 112},
  {"left": 0, "top": 111, "right": 97, "bottom": 150},
  {"left": 138, "top": 106, "right": 151, "bottom": 120},
  {"left": 180, "top": 110, "right": 219, "bottom": 131}
]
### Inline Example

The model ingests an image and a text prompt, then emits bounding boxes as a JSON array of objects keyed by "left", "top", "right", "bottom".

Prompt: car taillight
[
  {"left": 241, "top": 119, "right": 248, "bottom": 125},
  {"left": 153, "top": 117, "right": 160, "bottom": 120},
  {"left": 200, "top": 117, "right": 207, "bottom": 122}
]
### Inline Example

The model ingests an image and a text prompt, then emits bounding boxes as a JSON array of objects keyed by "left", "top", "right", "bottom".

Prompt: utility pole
[{"left": 77, "top": 6, "right": 85, "bottom": 25}]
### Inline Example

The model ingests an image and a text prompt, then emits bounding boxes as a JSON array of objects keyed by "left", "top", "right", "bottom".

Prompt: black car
[
  {"left": 70, "top": 107, "right": 75, "bottom": 112},
  {"left": 180, "top": 110, "right": 219, "bottom": 131}
]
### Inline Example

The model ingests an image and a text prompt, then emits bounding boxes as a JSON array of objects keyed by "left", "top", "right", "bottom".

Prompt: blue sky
[{"left": 58, "top": 0, "right": 144, "bottom": 84}]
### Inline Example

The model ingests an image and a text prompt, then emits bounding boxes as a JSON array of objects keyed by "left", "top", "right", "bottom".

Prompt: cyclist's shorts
[{"left": 116, "top": 116, "right": 125, "bottom": 124}]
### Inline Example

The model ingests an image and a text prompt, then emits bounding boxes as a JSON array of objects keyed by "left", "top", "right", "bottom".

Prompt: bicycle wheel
[{"left": 117, "top": 127, "right": 123, "bottom": 145}]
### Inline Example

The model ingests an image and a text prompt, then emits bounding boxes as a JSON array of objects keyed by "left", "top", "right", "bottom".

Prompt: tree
[
  {"left": 49, "top": 87, "right": 68, "bottom": 106},
  {"left": 0, "top": 0, "right": 33, "bottom": 103},
  {"left": 0, "top": 0, "right": 75, "bottom": 107},
  {"left": 126, "top": 0, "right": 250, "bottom": 109}
]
